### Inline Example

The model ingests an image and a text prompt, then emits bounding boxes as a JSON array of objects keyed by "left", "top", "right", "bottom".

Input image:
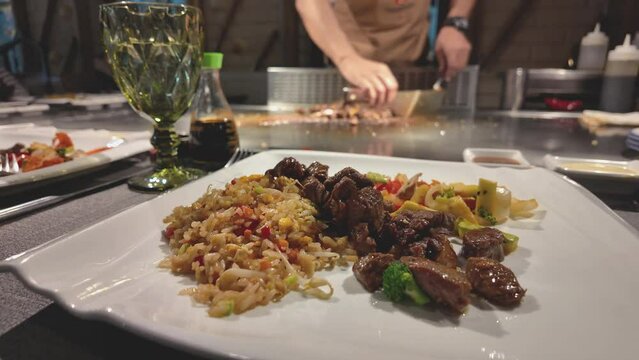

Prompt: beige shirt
[{"left": 333, "top": 0, "right": 431, "bottom": 64}]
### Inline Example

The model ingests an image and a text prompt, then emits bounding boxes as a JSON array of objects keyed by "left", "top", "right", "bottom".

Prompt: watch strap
[{"left": 442, "top": 16, "right": 469, "bottom": 36}]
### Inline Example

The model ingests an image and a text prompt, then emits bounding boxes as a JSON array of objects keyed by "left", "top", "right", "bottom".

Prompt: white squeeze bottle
[
  {"left": 577, "top": 23, "right": 608, "bottom": 71},
  {"left": 599, "top": 34, "right": 639, "bottom": 113}
]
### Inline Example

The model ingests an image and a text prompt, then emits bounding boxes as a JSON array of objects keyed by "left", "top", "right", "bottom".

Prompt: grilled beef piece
[
  {"left": 428, "top": 234, "right": 458, "bottom": 268},
  {"left": 430, "top": 227, "right": 454, "bottom": 237},
  {"left": 352, "top": 252, "right": 396, "bottom": 292},
  {"left": 330, "top": 176, "right": 359, "bottom": 200},
  {"left": 400, "top": 256, "right": 471, "bottom": 313},
  {"left": 306, "top": 161, "right": 329, "bottom": 183},
  {"left": 325, "top": 176, "right": 359, "bottom": 227},
  {"left": 380, "top": 210, "right": 455, "bottom": 252},
  {"left": 389, "top": 234, "right": 458, "bottom": 268},
  {"left": 324, "top": 178, "right": 385, "bottom": 248},
  {"left": 383, "top": 200, "right": 396, "bottom": 213},
  {"left": 466, "top": 257, "right": 526, "bottom": 307},
  {"left": 345, "top": 187, "right": 385, "bottom": 233},
  {"left": 381, "top": 210, "right": 436, "bottom": 249},
  {"left": 460, "top": 228, "right": 505, "bottom": 262},
  {"left": 350, "top": 223, "right": 378, "bottom": 256},
  {"left": 266, "top": 157, "right": 307, "bottom": 180},
  {"left": 301, "top": 176, "right": 329, "bottom": 208},
  {"left": 324, "top": 167, "right": 373, "bottom": 191},
  {"left": 433, "top": 239, "right": 458, "bottom": 268},
  {"left": 439, "top": 213, "right": 457, "bottom": 232}
]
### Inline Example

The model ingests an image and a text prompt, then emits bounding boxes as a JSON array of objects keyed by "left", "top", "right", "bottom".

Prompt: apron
[{"left": 333, "top": 0, "right": 431, "bottom": 64}]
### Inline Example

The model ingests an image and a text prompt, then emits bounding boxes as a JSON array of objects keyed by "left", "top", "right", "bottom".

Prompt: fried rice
[{"left": 161, "top": 174, "right": 356, "bottom": 317}]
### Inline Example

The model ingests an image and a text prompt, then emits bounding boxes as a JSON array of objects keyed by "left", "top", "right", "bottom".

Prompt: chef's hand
[
  {"left": 435, "top": 27, "right": 471, "bottom": 81},
  {"left": 337, "top": 55, "right": 398, "bottom": 106}
]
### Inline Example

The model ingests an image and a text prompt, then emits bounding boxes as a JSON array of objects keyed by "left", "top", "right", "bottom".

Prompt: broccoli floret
[{"left": 382, "top": 262, "right": 430, "bottom": 305}]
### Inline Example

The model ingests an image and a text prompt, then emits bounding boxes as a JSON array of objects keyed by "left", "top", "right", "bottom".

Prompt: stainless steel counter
[{"left": 0, "top": 107, "right": 637, "bottom": 359}]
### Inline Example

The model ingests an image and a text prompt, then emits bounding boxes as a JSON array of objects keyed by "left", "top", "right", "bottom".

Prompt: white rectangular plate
[
  {"left": 3, "top": 150, "right": 639, "bottom": 360},
  {"left": 0, "top": 124, "right": 152, "bottom": 189}
]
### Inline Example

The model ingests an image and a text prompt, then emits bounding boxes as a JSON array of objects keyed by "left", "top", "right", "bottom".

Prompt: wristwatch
[{"left": 442, "top": 16, "right": 469, "bottom": 37}]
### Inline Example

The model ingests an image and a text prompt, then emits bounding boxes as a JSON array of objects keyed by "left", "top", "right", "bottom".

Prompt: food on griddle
[
  {"left": 235, "top": 102, "right": 401, "bottom": 126},
  {"left": 298, "top": 103, "right": 396, "bottom": 125},
  {"left": 466, "top": 257, "right": 526, "bottom": 307}
]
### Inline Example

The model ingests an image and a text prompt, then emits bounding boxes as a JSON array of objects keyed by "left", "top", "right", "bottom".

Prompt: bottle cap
[
  {"left": 608, "top": 34, "right": 639, "bottom": 61},
  {"left": 581, "top": 23, "right": 608, "bottom": 46},
  {"left": 203, "top": 52, "right": 223, "bottom": 69}
]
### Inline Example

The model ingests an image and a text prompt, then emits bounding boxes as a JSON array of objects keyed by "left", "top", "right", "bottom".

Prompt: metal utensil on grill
[
  {"left": 342, "top": 86, "right": 367, "bottom": 107},
  {"left": 342, "top": 78, "right": 447, "bottom": 117},
  {"left": 390, "top": 78, "right": 448, "bottom": 117}
]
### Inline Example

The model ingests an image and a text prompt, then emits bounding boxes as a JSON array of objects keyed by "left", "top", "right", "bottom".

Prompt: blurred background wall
[{"left": 7, "top": 0, "right": 639, "bottom": 108}]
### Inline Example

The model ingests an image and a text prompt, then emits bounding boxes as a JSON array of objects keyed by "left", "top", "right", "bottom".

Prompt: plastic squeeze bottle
[
  {"left": 189, "top": 52, "right": 239, "bottom": 170},
  {"left": 599, "top": 34, "right": 639, "bottom": 113},
  {"left": 577, "top": 23, "right": 609, "bottom": 71}
]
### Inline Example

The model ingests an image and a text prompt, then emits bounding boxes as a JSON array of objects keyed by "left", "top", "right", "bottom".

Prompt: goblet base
[{"left": 127, "top": 166, "right": 206, "bottom": 192}]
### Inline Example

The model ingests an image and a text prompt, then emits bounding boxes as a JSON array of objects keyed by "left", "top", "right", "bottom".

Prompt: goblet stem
[
  {"left": 151, "top": 124, "right": 180, "bottom": 169},
  {"left": 127, "top": 122, "right": 205, "bottom": 192}
]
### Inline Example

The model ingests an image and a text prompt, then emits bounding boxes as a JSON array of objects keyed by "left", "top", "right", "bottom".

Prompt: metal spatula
[{"left": 389, "top": 78, "right": 448, "bottom": 117}]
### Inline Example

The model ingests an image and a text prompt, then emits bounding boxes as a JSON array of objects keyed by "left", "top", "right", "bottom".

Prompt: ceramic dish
[
  {"left": 3, "top": 150, "right": 639, "bottom": 359},
  {"left": 36, "top": 94, "right": 127, "bottom": 110},
  {"left": 462, "top": 148, "right": 531, "bottom": 168},
  {"left": 0, "top": 124, "right": 151, "bottom": 191},
  {"left": 625, "top": 137, "right": 639, "bottom": 151},
  {"left": 0, "top": 104, "right": 49, "bottom": 117},
  {"left": 543, "top": 154, "right": 639, "bottom": 179}
]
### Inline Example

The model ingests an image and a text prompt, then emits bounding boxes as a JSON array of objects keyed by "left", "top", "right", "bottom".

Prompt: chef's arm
[
  {"left": 295, "top": 0, "right": 398, "bottom": 105},
  {"left": 448, "top": 0, "right": 476, "bottom": 18},
  {"left": 436, "top": 0, "right": 476, "bottom": 80}
]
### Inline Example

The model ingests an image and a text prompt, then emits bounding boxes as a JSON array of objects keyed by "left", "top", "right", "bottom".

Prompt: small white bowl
[{"left": 463, "top": 148, "right": 531, "bottom": 168}]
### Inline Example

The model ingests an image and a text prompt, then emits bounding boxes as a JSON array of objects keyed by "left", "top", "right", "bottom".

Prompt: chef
[{"left": 296, "top": 0, "right": 475, "bottom": 105}]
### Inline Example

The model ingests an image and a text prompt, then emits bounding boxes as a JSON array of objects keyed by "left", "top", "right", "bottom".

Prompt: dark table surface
[{"left": 1, "top": 107, "right": 638, "bottom": 359}]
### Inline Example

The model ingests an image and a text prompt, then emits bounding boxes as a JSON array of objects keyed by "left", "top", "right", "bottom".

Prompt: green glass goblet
[{"left": 100, "top": 1, "right": 205, "bottom": 191}]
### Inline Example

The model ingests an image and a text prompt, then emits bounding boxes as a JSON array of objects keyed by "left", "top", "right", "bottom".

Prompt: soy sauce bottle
[{"left": 189, "top": 52, "right": 239, "bottom": 170}]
